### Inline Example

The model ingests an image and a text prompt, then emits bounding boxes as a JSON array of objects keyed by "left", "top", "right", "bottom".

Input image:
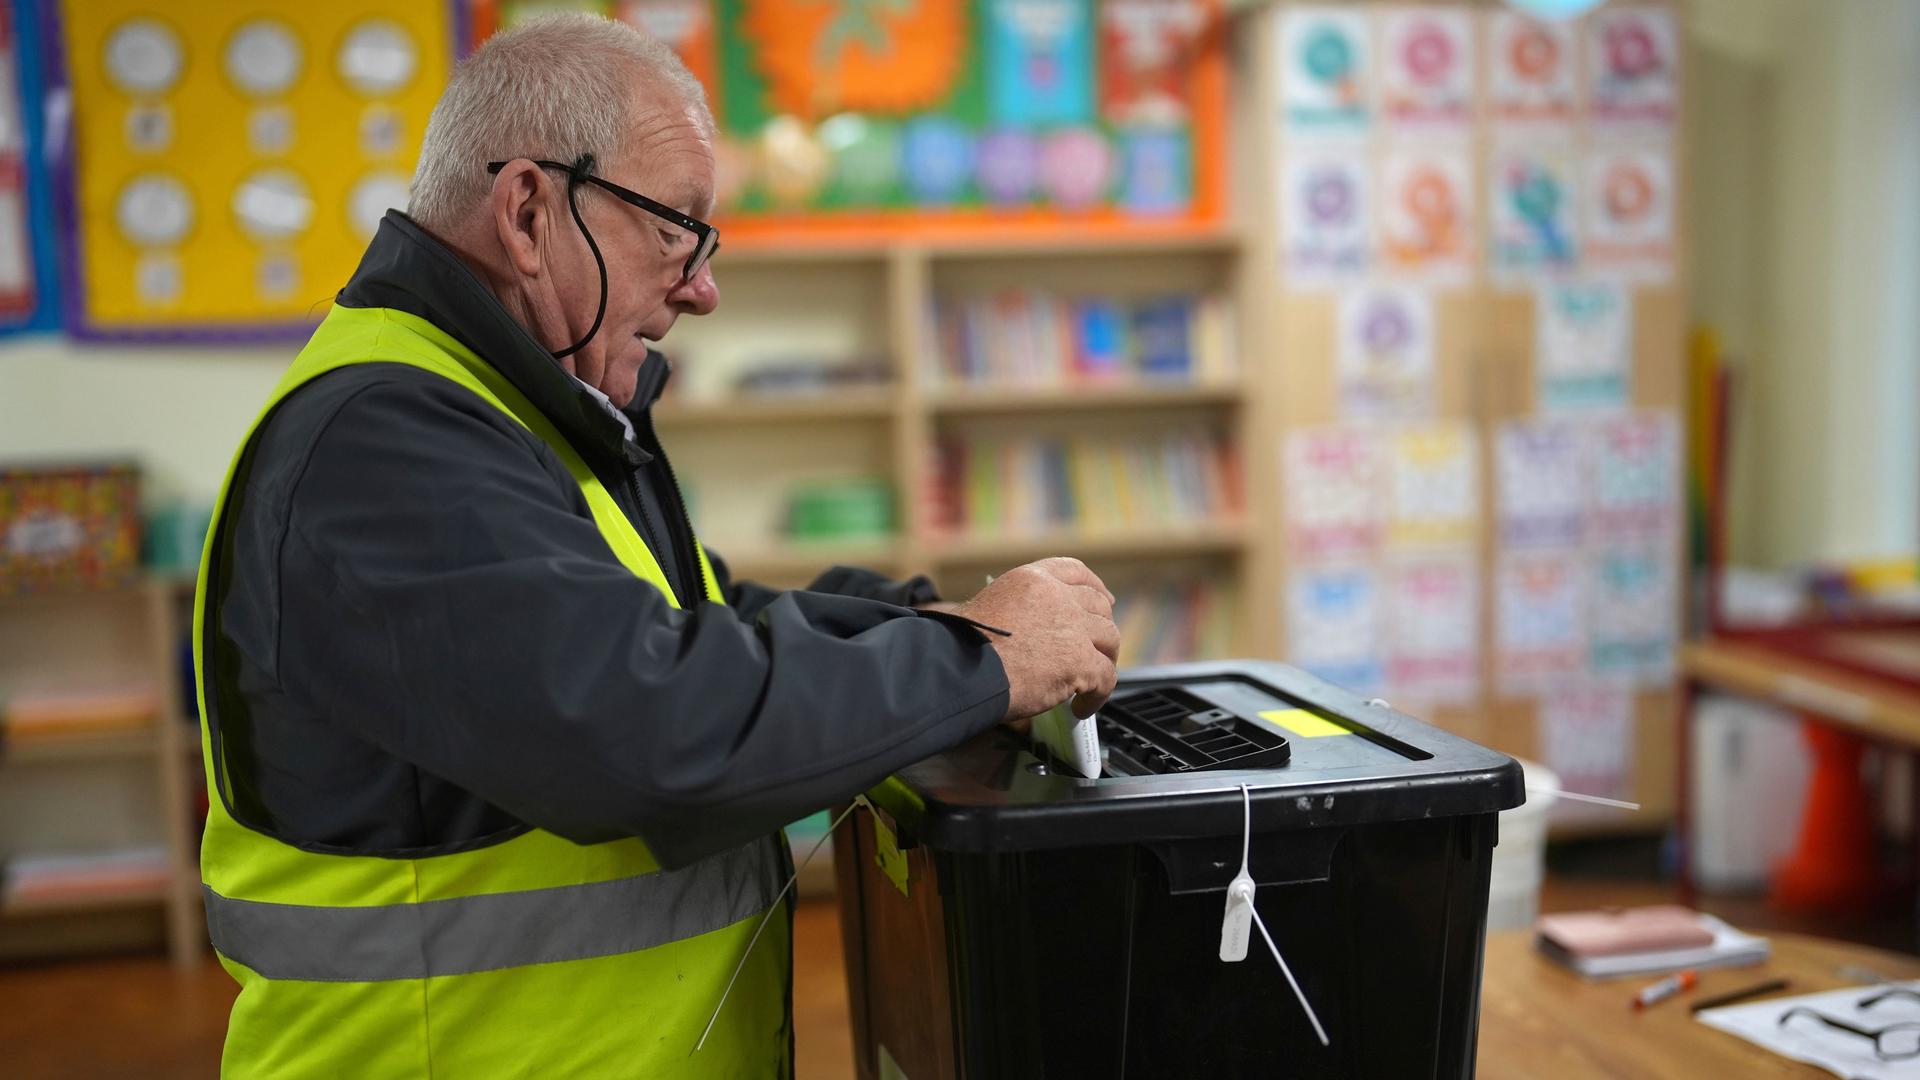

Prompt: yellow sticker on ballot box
[{"left": 1258, "top": 709, "right": 1352, "bottom": 738}]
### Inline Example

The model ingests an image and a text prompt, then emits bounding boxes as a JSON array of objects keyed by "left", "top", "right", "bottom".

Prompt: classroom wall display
[
  {"left": 1277, "top": 5, "right": 1371, "bottom": 135},
  {"left": 1336, "top": 284, "right": 1434, "bottom": 418},
  {"left": 1536, "top": 279, "right": 1632, "bottom": 410},
  {"left": 1585, "top": 4, "right": 1677, "bottom": 130},
  {"left": 1384, "top": 552, "right": 1480, "bottom": 705},
  {"left": 51, "top": 1, "right": 453, "bottom": 338},
  {"left": 1488, "top": 139, "right": 1579, "bottom": 286},
  {"left": 1279, "top": 144, "right": 1370, "bottom": 286},
  {"left": 1486, "top": 9, "right": 1577, "bottom": 128},
  {"left": 1286, "top": 561, "right": 1386, "bottom": 695},
  {"left": 1539, "top": 683, "right": 1636, "bottom": 823},
  {"left": 1283, "top": 425, "right": 1384, "bottom": 561},
  {"left": 1378, "top": 142, "right": 1472, "bottom": 284},
  {"left": 1581, "top": 144, "right": 1674, "bottom": 282},
  {"left": 1377, "top": 6, "right": 1473, "bottom": 132},
  {"left": 0, "top": 0, "right": 59, "bottom": 334},
  {"left": 474, "top": 0, "right": 1228, "bottom": 241}
]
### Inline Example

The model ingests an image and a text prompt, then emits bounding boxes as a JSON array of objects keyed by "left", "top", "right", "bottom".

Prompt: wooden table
[{"left": 1477, "top": 929, "right": 1920, "bottom": 1078}]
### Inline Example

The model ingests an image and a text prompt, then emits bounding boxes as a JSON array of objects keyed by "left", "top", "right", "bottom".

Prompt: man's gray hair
[{"left": 408, "top": 13, "right": 710, "bottom": 230}]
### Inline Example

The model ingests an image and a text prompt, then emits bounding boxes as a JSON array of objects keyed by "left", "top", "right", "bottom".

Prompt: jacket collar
[{"left": 334, "top": 211, "right": 666, "bottom": 469}]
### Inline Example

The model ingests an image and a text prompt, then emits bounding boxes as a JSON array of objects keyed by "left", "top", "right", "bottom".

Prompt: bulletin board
[
  {"left": 1255, "top": 0, "right": 1687, "bottom": 833},
  {"left": 470, "top": 0, "right": 1229, "bottom": 243},
  {"left": 48, "top": 0, "right": 455, "bottom": 339}
]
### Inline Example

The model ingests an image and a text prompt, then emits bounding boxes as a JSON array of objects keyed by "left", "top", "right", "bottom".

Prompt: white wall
[
  {"left": 1689, "top": 0, "right": 1920, "bottom": 568},
  {"left": 0, "top": 338, "right": 288, "bottom": 504}
]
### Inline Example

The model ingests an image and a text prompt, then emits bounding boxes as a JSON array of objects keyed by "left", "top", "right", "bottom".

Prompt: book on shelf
[
  {"left": 1114, "top": 579, "right": 1236, "bottom": 668},
  {"left": 931, "top": 290, "right": 1237, "bottom": 389},
  {"left": 1, "top": 685, "right": 158, "bottom": 743},
  {"left": 930, "top": 431, "right": 1240, "bottom": 535}
]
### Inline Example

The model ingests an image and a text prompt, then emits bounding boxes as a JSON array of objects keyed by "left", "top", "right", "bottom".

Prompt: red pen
[{"left": 1631, "top": 969, "right": 1698, "bottom": 1011}]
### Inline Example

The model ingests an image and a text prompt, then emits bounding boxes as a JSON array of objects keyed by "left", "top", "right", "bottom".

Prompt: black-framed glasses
[
  {"left": 1779, "top": 1006, "right": 1920, "bottom": 1061},
  {"left": 1862, "top": 987, "right": 1920, "bottom": 1011},
  {"left": 486, "top": 158, "right": 719, "bottom": 283}
]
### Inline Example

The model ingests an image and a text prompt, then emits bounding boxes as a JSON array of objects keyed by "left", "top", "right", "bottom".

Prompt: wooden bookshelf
[
  {"left": 0, "top": 580, "right": 204, "bottom": 969},
  {"left": 666, "top": 215, "right": 1263, "bottom": 657},
  {"left": 927, "top": 382, "right": 1243, "bottom": 415}
]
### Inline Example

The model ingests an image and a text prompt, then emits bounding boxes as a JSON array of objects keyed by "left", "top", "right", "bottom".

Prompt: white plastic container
[{"left": 1487, "top": 757, "right": 1558, "bottom": 933}]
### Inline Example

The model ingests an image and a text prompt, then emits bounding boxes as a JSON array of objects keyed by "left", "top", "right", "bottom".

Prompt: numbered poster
[
  {"left": 1277, "top": 7, "right": 1371, "bottom": 134},
  {"left": 1587, "top": 541, "right": 1677, "bottom": 684},
  {"left": 57, "top": 1, "right": 451, "bottom": 336},
  {"left": 1378, "top": 6, "right": 1473, "bottom": 131},
  {"left": 1541, "top": 684, "right": 1637, "bottom": 822},
  {"left": 1284, "top": 426, "right": 1385, "bottom": 560},
  {"left": 1386, "top": 553, "right": 1480, "bottom": 704},
  {"left": 1337, "top": 285, "right": 1435, "bottom": 418},
  {"left": 1287, "top": 563, "right": 1386, "bottom": 695},
  {"left": 1591, "top": 408, "right": 1679, "bottom": 540},
  {"left": 1496, "top": 417, "right": 1586, "bottom": 548},
  {"left": 1487, "top": 10, "right": 1576, "bottom": 128},
  {"left": 1496, "top": 550, "right": 1587, "bottom": 693},
  {"left": 1387, "top": 423, "right": 1479, "bottom": 549},
  {"left": 1280, "top": 146, "right": 1370, "bottom": 286},
  {"left": 1379, "top": 143, "right": 1472, "bottom": 284},
  {"left": 1587, "top": 5, "right": 1679, "bottom": 129},
  {"left": 1584, "top": 147, "right": 1675, "bottom": 282},
  {"left": 1489, "top": 141, "right": 1579, "bottom": 286},
  {"left": 1537, "top": 279, "right": 1632, "bottom": 410}
]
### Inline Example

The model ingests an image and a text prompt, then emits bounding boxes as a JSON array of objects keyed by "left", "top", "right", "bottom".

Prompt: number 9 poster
[{"left": 50, "top": 0, "right": 452, "bottom": 338}]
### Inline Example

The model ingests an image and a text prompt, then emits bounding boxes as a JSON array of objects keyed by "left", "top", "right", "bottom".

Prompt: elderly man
[{"left": 193, "top": 13, "right": 1119, "bottom": 1079}]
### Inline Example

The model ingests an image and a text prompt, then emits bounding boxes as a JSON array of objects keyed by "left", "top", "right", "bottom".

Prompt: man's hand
[{"left": 955, "top": 557, "right": 1120, "bottom": 724}]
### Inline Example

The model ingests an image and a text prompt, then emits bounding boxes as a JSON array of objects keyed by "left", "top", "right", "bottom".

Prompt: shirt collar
[{"left": 333, "top": 210, "right": 667, "bottom": 469}]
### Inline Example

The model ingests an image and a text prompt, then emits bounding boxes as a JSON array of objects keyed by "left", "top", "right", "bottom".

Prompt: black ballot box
[{"left": 831, "top": 661, "right": 1523, "bottom": 1080}]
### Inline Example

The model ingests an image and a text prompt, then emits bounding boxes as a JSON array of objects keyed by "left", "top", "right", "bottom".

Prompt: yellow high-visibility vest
[{"left": 193, "top": 303, "right": 789, "bottom": 1078}]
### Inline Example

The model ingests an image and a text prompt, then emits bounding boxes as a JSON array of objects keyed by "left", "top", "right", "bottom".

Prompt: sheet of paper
[
  {"left": 1287, "top": 563, "right": 1386, "bottom": 695},
  {"left": 1277, "top": 7, "right": 1372, "bottom": 135},
  {"left": 1583, "top": 146, "right": 1675, "bottom": 283},
  {"left": 1586, "top": 6, "right": 1679, "bottom": 130},
  {"left": 1587, "top": 540, "right": 1678, "bottom": 685},
  {"left": 1378, "top": 6, "right": 1473, "bottom": 131},
  {"left": 1379, "top": 142, "right": 1473, "bottom": 285},
  {"left": 1496, "top": 417, "right": 1586, "bottom": 548},
  {"left": 1591, "top": 408, "right": 1679, "bottom": 540},
  {"left": 1387, "top": 422, "right": 1478, "bottom": 549},
  {"left": 1496, "top": 549, "right": 1587, "bottom": 693},
  {"left": 1537, "top": 280, "right": 1632, "bottom": 410},
  {"left": 1284, "top": 425, "right": 1384, "bottom": 559},
  {"left": 1385, "top": 552, "right": 1480, "bottom": 704},
  {"left": 1280, "top": 145, "right": 1371, "bottom": 286},
  {"left": 1487, "top": 10, "right": 1577, "bottom": 128},
  {"left": 1489, "top": 140, "right": 1579, "bottom": 286},
  {"left": 1540, "top": 683, "right": 1636, "bottom": 825},
  {"left": 1338, "top": 285, "right": 1435, "bottom": 418},
  {"left": 1697, "top": 981, "right": 1920, "bottom": 1080}
]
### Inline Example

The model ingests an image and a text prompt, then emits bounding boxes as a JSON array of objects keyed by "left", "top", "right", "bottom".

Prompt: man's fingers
[
  {"left": 1032, "top": 557, "right": 1115, "bottom": 603},
  {"left": 1071, "top": 656, "right": 1118, "bottom": 718},
  {"left": 1087, "top": 613, "right": 1121, "bottom": 663},
  {"left": 1068, "top": 583, "right": 1114, "bottom": 620}
]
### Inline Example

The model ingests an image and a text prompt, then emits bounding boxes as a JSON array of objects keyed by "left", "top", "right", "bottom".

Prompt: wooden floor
[{"left": 0, "top": 877, "right": 1909, "bottom": 1079}]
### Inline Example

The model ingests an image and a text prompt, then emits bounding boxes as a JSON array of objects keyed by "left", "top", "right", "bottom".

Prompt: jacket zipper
[
  {"left": 623, "top": 470, "right": 685, "bottom": 609},
  {"left": 639, "top": 410, "right": 707, "bottom": 605}
]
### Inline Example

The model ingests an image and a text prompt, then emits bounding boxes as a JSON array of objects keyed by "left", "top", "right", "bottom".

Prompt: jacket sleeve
[
  {"left": 708, "top": 550, "right": 942, "bottom": 623},
  {"left": 271, "top": 377, "right": 1010, "bottom": 868}
]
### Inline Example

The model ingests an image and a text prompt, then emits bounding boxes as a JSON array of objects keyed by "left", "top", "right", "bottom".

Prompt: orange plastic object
[{"left": 1770, "top": 718, "right": 1889, "bottom": 914}]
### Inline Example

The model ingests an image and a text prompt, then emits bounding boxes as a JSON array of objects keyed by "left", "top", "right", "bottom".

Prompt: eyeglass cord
[{"left": 551, "top": 152, "right": 609, "bottom": 361}]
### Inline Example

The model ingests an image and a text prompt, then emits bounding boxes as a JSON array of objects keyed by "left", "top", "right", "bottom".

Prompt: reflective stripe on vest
[{"left": 193, "top": 304, "right": 788, "bottom": 1079}]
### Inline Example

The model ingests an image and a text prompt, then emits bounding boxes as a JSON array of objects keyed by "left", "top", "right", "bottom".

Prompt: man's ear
[{"left": 490, "top": 160, "right": 550, "bottom": 279}]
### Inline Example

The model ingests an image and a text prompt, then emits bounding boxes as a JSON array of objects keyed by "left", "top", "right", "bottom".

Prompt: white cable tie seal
[{"left": 1220, "top": 784, "right": 1329, "bottom": 1047}]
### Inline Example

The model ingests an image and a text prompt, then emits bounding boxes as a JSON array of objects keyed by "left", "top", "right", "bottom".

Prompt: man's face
[{"left": 542, "top": 91, "right": 720, "bottom": 407}]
